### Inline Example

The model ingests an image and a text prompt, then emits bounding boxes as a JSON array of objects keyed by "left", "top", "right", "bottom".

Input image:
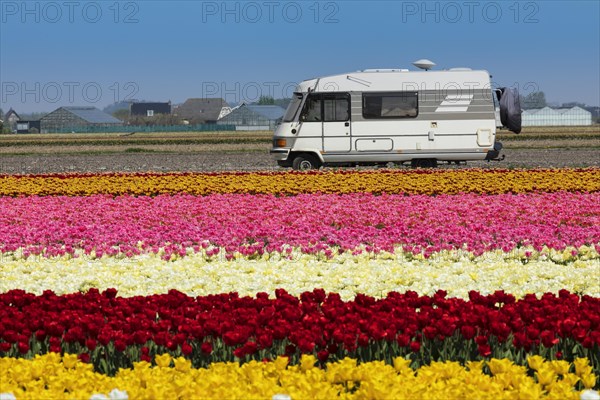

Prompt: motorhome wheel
[
  {"left": 411, "top": 159, "right": 438, "bottom": 168},
  {"left": 292, "top": 154, "right": 321, "bottom": 171}
]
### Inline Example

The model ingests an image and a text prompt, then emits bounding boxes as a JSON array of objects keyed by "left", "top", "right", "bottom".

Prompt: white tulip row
[{"left": 1, "top": 247, "right": 598, "bottom": 300}]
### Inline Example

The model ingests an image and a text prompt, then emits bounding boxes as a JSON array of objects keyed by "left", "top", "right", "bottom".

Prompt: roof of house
[
  {"left": 4, "top": 108, "right": 20, "bottom": 120},
  {"left": 244, "top": 104, "right": 285, "bottom": 120},
  {"left": 131, "top": 101, "right": 171, "bottom": 106},
  {"left": 173, "top": 98, "right": 228, "bottom": 121},
  {"left": 62, "top": 107, "right": 122, "bottom": 123}
]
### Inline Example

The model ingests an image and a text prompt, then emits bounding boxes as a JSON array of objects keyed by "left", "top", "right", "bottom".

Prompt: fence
[{"left": 48, "top": 124, "right": 236, "bottom": 134}]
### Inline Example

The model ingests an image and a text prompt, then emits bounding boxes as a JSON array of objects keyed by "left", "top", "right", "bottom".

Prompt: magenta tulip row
[{"left": 0, "top": 192, "right": 598, "bottom": 258}]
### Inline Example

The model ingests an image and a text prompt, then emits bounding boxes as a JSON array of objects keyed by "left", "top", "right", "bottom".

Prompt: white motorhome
[{"left": 271, "top": 61, "right": 520, "bottom": 169}]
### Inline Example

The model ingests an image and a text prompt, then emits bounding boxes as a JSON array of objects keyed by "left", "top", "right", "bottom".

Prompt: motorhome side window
[
  {"left": 362, "top": 92, "right": 418, "bottom": 119},
  {"left": 300, "top": 94, "right": 322, "bottom": 121},
  {"left": 300, "top": 93, "right": 350, "bottom": 122},
  {"left": 323, "top": 94, "right": 350, "bottom": 122}
]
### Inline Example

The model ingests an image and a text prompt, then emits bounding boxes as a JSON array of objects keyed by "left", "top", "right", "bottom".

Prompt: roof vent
[{"left": 412, "top": 59, "right": 436, "bottom": 71}]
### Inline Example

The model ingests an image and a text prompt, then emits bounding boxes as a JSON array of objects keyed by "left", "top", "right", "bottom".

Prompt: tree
[
  {"left": 19, "top": 112, "right": 47, "bottom": 120},
  {"left": 560, "top": 102, "right": 586, "bottom": 108},
  {"left": 104, "top": 100, "right": 134, "bottom": 115},
  {"left": 520, "top": 92, "right": 547, "bottom": 109},
  {"left": 274, "top": 98, "right": 291, "bottom": 109},
  {"left": 257, "top": 95, "right": 275, "bottom": 105},
  {"left": 112, "top": 109, "right": 130, "bottom": 122}
]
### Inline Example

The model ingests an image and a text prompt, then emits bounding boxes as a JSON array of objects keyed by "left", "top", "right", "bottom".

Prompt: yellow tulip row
[
  {"left": 1, "top": 168, "right": 598, "bottom": 196},
  {"left": 1, "top": 353, "right": 597, "bottom": 399}
]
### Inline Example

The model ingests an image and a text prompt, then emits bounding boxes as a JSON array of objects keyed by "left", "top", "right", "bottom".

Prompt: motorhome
[{"left": 271, "top": 60, "right": 520, "bottom": 170}]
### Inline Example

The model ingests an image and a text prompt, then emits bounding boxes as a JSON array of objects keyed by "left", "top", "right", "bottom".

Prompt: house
[
  {"left": 16, "top": 120, "right": 42, "bottom": 134},
  {"left": 40, "top": 106, "right": 122, "bottom": 133},
  {"left": 522, "top": 106, "right": 593, "bottom": 126},
  {"left": 4, "top": 108, "right": 20, "bottom": 132},
  {"left": 172, "top": 98, "right": 231, "bottom": 124},
  {"left": 130, "top": 102, "right": 171, "bottom": 117},
  {"left": 217, "top": 103, "right": 285, "bottom": 130}
]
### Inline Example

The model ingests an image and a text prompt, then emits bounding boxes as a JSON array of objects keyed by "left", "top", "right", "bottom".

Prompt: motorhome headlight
[{"left": 275, "top": 138, "right": 287, "bottom": 147}]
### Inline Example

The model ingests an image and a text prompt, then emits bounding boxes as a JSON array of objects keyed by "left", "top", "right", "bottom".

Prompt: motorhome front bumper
[{"left": 270, "top": 148, "right": 290, "bottom": 161}]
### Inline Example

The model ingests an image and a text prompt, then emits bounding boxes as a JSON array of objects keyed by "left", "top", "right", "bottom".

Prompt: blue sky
[{"left": 1, "top": 0, "right": 599, "bottom": 113}]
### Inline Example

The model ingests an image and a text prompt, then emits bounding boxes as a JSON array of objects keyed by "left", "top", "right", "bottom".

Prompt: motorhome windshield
[{"left": 283, "top": 93, "right": 304, "bottom": 122}]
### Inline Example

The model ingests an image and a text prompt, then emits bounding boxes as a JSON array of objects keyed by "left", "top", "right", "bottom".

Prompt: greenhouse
[
  {"left": 521, "top": 106, "right": 592, "bottom": 126},
  {"left": 217, "top": 104, "right": 285, "bottom": 130}
]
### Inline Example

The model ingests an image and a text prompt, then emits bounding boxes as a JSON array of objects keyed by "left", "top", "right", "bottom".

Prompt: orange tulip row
[{"left": 1, "top": 168, "right": 598, "bottom": 196}]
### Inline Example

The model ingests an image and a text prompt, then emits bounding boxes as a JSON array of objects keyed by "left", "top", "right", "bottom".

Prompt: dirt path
[{"left": 1, "top": 148, "right": 598, "bottom": 174}]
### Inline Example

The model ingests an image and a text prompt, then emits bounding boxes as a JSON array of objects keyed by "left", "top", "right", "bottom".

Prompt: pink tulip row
[{"left": 0, "top": 192, "right": 598, "bottom": 259}]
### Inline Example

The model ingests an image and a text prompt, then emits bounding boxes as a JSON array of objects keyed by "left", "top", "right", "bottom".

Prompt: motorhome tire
[
  {"left": 410, "top": 159, "right": 437, "bottom": 168},
  {"left": 292, "top": 154, "right": 321, "bottom": 170},
  {"left": 277, "top": 160, "right": 293, "bottom": 168}
]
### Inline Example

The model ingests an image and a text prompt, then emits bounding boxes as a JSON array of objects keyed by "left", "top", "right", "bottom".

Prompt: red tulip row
[{"left": 1, "top": 289, "right": 598, "bottom": 375}]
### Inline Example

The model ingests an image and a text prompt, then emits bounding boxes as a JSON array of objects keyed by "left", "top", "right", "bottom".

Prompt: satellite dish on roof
[{"left": 412, "top": 59, "right": 436, "bottom": 71}]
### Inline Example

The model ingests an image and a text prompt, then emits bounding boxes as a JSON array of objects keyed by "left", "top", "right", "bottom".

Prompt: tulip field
[{"left": 1, "top": 167, "right": 599, "bottom": 399}]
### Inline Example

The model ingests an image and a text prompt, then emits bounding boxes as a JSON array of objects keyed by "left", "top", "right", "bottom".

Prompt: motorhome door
[{"left": 322, "top": 93, "right": 351, "bottom": 152}]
